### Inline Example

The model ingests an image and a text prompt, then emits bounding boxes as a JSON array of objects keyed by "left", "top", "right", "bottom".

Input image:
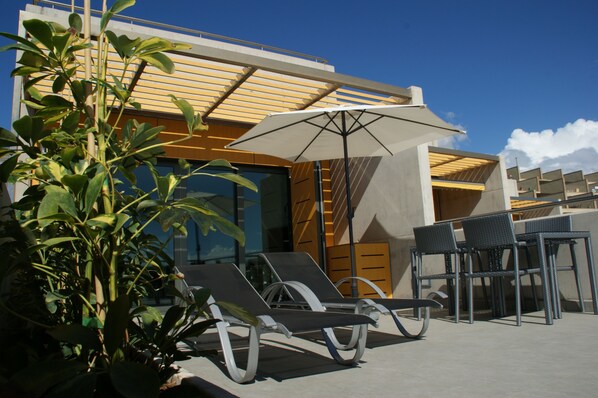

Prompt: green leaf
[
  {"left": 13, "top": 115, "right": 44, "bottom": 142},
  {"left": 203, "top": 159, "right": 235, "bottom": 169},
  {"left": 44, "top": 160, "right": 68, "bottom": 182},
  {"left": 44, "top": 372, "right": 96, "bottom": 398},
  {"left": 188, "top": 210, "right": 212, "bottom": 236},
  {"left": 0, "top": 154, "right": 18, "bottom": 183},
  {"left": 95, "top": 75, "right": 129, "bottom": 103},
  {"left": 213, "top": 216, "right": 245, "bottom": 246},
  {"left": 52, "top": 75, "right": 67, "bottom": 93},
  {"left": 0, "top": 128, "right": 17, "bottom": 147},
  {"left": 169, "top": 95, "right": 195, "bottom": 134},
  {"left": 86, "top": 214, "right": 118, "bottom": 229},
  {"left": 155, "top": 174, "right": 177, "bottom": 202},
  {"left": 216, "top": 301, "right": 258, "bottom": 327},
  {"left": 24, "top": 74, "right": 49, "bottom": 91},
  {"left": 191, "top": 287, "right": 211, "bottom": 307},
  {"left": 37, "top": 213, "right": 76, "bottom": 224},
  {"left": 0, "top": 31, "right": 44, "bottom": 55},
  {"left": 71, "top": 79, "right": 86, "bottom": 105},
  {"left": 105, "top": 30, "right": 123, "bottom": 58},
  {"left": 113, "top": 213, "right": 130, "bottom": 233},
  {"left": 178, "top": 158, "right": 191, "bottom": 170},
  {"left": 138, "top": 305, "right": 163, "bottom": 326},
  {"left": 178, "top": 319, "right": 219, "bottom": 340},
  {"left": 156, "top": 305, "right": 185, "bottom": 343},
  {"left": 10, "top": 359, "right": 87, "bottom": 398},
  {"left": 134, "top": 37, "right": 175, "bottom": 54},
  {"left": 104, "top": 294, "right": 130, "bottom": 357},
  {"left": 41, "top": 94, "right": 73, "bottom": 109},
  {"left": 18, "top": 51, "right": 47, "bottom": 68},
  {"left": 110, "top": 361, "right": 160, "bottom": 398},
  {"left": 65, "top": 42, "right": 93, "bottom": 55},
  {"left": 118, "top": 165, "right": 137, "bottom": 185},
  {"left": 27, "top": 86, "right": 44, "bottom": 101},
  {"left": 139, "top": 52, "right": 175, "bottom": 74},
  {"left": 38, "top": 185, "right": 79, "bottom": 224},
  {"left": 45, "top": 290, "right": 67, "bottom": 313},
  {"left": 11, "top": 65, "right": 44, "bottom": 77},
  {"left": 158, "top": 208, "right": 188, "bottom": 231},
  {"left": 61, "top": 174, "right": 87, "bottom": 195},
  {"left": 68, "top": 13, "right": 83, "bottom": 34},
  {"left": 136, "top": 199, "right": 162, "bottom": 211},
  {"left": 174, "top": 197, "right": 219, "bottom": 217},
  {"left": 62, "top": 111, "right": 81, "bottom": 134},
  {"left": 47, "top": 324, "right": 101, "bottom": 350},
  {"left": 128, "top": 123, "right": 163, "bottom": 149},
  {"left": 22, "top": 19, "right": 55, "bottom": 51},
  {"left": 52, "top": 32, "right": 71, "bottom": 57},
  {"left": 42, "top": 236, "right": 80, "bottom": 247},
  {"left": 48, "top": 21, "right": 68, "bottom": 34},
  {"left": 212, "top": 172, "right": 258, "bottom": 192},
  {"left": 100, "top": 0, "right": 136, "bottom": 33},
  {"left": 84, "top": 170, "right": 105, "bottom": 216}
]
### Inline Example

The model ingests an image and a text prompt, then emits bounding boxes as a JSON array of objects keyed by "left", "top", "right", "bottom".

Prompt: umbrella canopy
[
  {"left": 226, "top": 104, "right": 464, "bottom": 162},
  {"left": 226, "top": 104, "right": 465, "bottom": 297}
]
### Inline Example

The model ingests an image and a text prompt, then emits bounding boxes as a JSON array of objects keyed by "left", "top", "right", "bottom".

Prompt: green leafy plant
[{"left": 0, "top": 0, "right": 257, "bottom": 396}]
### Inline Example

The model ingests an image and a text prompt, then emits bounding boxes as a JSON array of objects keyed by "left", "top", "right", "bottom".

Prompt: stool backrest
[
  {"left": 413, "top": 223, "right": 458, "bottom": 254},
  {"left": 462, "top": 213, "right": 516, "bottom": 250},
  {"left": 525, "top": 215, "right": 572, "bottom": 233}
]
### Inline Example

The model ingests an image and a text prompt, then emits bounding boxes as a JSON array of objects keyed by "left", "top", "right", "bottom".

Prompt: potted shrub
[{"left": 0, "top": 1, "right": 256, "bottom": 396}]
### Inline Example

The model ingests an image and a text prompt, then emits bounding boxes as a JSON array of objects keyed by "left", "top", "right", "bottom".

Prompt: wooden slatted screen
[{"left": 326, "top": 242, "right": 392, "bottom": 298}]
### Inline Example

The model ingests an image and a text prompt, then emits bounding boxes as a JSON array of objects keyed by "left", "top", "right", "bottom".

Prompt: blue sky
[{"left": 1, "top": 0, "right": 597, "bottom": 172}]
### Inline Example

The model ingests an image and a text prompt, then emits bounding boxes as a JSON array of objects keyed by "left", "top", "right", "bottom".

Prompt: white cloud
[
  {"left": 436, "top": 130, "right": 468, "bottom": 149},
  {"left": 435, "top": 111, "right": 468, "bottom": 149},
  {"left": 499, "top": 119, "right": 598, "bottom": 173}
]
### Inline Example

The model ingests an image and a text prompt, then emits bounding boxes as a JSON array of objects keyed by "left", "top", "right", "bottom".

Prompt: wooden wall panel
[
  {"left": 290, "top": 162, "right": 321, "bottom": 264},
  {"left": 320, "top": 161, "right": 334, "bottom": 248},
  {"left": 326, "top": 243, "right": 392, "bottom": 298},
  {"left": 112, "top": 112, "right": 291, "bottom": 166}
]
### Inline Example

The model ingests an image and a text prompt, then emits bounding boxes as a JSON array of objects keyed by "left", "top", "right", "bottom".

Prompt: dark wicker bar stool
[
  {"left": 412, "top": 222, "right": 465, "bottom": 323},
  {"left": 462, "top": 213, "right": 552, "bottom": 326}
]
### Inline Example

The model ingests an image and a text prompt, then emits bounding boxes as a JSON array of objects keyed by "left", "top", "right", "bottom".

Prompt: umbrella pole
[{"left": 341, "top": 113, "right": 358, "bottom": 298}]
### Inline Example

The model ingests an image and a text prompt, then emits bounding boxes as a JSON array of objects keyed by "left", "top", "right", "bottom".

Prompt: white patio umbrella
[{"left": 226, "top": 104, "right": 465, "bottom": 297}]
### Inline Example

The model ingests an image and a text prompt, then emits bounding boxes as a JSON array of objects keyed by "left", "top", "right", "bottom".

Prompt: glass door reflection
[{"left": 186, "top": 168, "right": 236, "bottom": 264}]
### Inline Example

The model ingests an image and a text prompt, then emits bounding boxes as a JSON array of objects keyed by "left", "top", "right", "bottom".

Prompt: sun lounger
[
  {"left": 258, "top": 252, "right": 443, "bottom": 341},
  {"left": 178, "top": 262, "right": 375, "bottom": 383}
]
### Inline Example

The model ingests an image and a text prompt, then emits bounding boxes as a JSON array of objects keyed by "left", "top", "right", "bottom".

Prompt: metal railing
[
  {"left": 438, "top": 193, "right": 598, "bottom": 226},
  {"left": 32, "top": 0, "right": 330, "bottom": 64}
]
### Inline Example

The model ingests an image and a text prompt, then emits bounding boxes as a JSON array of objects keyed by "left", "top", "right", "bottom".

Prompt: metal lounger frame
[
  {"left": 178, "top": 263, "right": 374, "bottom": 383},
  {"left": 258, "top": 252, "right": 444, "bottom": 344}
]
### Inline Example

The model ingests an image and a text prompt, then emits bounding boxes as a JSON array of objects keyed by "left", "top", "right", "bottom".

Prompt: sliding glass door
[{"left": 183, "top": 165, "right": 292, "bottom": 267}]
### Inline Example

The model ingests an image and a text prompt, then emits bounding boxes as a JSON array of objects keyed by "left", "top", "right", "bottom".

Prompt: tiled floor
[{"left": 176, "top": 310, "right": 598, "bottom": 398}]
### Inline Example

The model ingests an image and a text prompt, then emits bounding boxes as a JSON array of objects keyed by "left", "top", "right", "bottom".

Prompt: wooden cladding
[
  {"left": 326, "top": 242, "right": 392, "bottom": 298},
  {"left": 112, "top": 113, "right": 291, "bottom": 166},
  {"left": 289, "top": 162, "right": 333, "bottom": 266},
  {"left": 290, "top": 163, "right": 320, "bottom": 263}
]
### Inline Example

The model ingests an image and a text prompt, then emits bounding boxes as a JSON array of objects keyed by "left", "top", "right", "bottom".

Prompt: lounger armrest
[
  {"left": 262, "top": 281, "right": 327, "bottom": 311},
  {"left": 334, "top": 276, "right": 387, "bottom": 298}
]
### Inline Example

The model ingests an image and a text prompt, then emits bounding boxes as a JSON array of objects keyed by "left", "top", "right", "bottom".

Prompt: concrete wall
[
  {"left": 329, "top": 145, "right": 435, "bottom": 297},
  {"left": 431, "top": 160, "right": 511, "bottom": 222},
  {"left": 330, "top": 148, "right": 517, "bottom": 299}
]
